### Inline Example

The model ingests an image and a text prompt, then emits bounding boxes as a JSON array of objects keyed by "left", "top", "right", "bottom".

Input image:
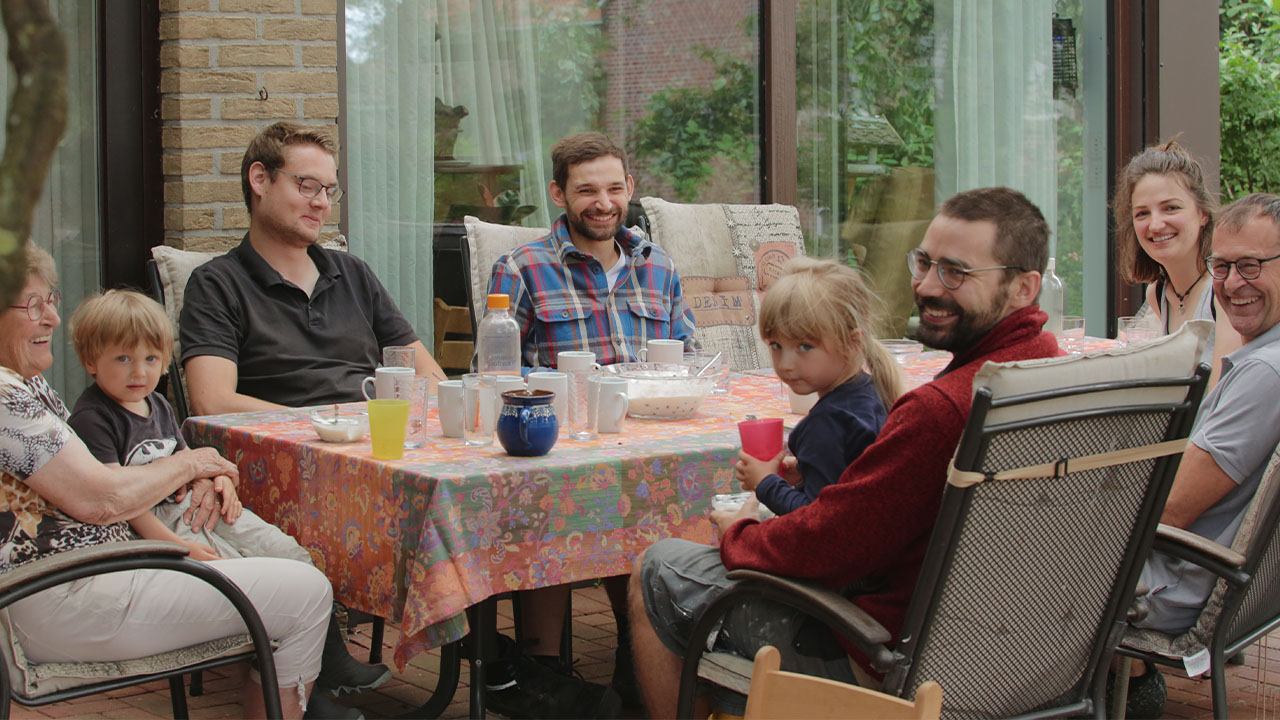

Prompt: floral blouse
[{"left": 0, "top": 367, "right": 131, "bottom": 572}]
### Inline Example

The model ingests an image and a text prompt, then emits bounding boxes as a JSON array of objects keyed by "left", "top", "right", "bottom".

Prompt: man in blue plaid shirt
[
  {"left": 480, "top": 133, "right": 697, "bottom": 718},
  {"left": 487, "top": 132, "right": 698, "bottom": 370}
]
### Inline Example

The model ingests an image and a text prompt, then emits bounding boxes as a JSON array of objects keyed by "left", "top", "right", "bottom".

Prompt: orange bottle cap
[{"left": 487, "top": 294, "right": 510, "bottom": 310}]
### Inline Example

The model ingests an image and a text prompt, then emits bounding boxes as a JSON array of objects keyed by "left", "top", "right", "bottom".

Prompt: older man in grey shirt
[{"left": 1138, "top": 192, "right": 1280, "bottom": 633}]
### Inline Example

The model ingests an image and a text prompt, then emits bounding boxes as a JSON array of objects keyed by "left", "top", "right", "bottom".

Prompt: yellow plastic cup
[{"left": 368, "top": 399, "right": 410, "bottom": 460}]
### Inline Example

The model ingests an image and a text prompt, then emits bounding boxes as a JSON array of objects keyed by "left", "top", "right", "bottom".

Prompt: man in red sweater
[{"left": 627, "top": 187, "right": 1064, "bottom": 718}]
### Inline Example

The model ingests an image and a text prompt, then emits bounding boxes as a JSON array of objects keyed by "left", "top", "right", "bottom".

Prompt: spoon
[{"left": 695, "top": 351, "right": 724, "bottom": 377}]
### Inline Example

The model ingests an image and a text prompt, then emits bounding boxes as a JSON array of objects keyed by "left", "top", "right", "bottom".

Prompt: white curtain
[
  {"left": 345, "top": 0, "right": 550, "bottom": 345},
  {"left": 934, "top": 0, "right": 1058, "bottom": 251},
  {"left": 437, "top": 0, "right": 549, "bottom": 226},
  {"left": 346, "top": 0, "right": 437, "bottom": 340},
  {"left": 0, "top": 1, "right": 99, "bottom": 398}
]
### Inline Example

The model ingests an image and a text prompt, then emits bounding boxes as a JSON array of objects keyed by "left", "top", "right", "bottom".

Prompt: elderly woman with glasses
[
  {"left": 0, "top": 244, "right": 331, "bottom": 719},
  {"left": 1113, "top": 139, "right": 1241, "bottom": 384}
]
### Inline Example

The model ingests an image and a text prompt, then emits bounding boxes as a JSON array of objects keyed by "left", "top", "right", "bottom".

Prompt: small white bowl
[{"left": 310, "top": 406, "right": 370, "bottom": 443}]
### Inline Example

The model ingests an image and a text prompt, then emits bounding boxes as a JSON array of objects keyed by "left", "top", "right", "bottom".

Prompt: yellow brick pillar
[{"left": 158, "top": 0, "right": 341, "bottom": 252}]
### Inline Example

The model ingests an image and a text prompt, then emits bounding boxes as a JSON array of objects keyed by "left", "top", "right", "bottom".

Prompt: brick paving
[{"left": 7, "top": 584, "right": 1278, "bottom": 719}]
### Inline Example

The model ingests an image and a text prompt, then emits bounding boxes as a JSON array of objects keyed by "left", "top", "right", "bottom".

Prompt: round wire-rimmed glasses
[{"left": 8, "top": 291, "right": 61, "bottom": 321}]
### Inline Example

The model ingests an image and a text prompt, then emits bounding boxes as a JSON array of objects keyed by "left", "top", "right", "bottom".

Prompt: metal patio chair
[
  {"left": 676, "top": 321, "right": 1213, "bottom": 719},
  {"left": 1117, "top": 441, "right": 1280, "bottom": 720},
  {"left": 0, "top": 540, "right": 280, "bottom": 719}
]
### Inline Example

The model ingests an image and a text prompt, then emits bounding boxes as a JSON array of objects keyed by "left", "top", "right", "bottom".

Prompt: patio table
[{"left": 180, "top": 336, "right": 1114, "bottom": 714}]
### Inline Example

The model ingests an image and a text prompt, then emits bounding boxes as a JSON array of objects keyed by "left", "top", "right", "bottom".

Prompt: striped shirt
[{"left": 488, "top": 216, "right": 698, "bottom": 369}]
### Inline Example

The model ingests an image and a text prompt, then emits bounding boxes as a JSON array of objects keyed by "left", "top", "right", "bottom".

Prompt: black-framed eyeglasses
[
  {"left": 274, "top": 169, "right": 344, "bottom": 204},
  {"left": 906, "top": 248, "right": 1024, "bottom": 290},
  {"left": 1206, "top": 253, "right": 1280, "bottom": 280},
  {"left": 8, "top": 291, "right": 60, "bottom": 321}
]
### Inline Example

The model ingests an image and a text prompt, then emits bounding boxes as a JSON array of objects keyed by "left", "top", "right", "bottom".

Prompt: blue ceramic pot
[{"left": 497, "top": 389, "right": 558, "bottom": 457}]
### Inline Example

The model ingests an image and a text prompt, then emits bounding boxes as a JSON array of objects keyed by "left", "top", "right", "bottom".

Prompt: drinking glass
[
  {"left": 1061, "top": 315, "right": 1086, "bottom": 354},
  {"left": 404, "top": 377, "right": 431, "bottom": 449},
  {"left": 1117, "top": 315, "right": 1160, "bottom": 346},
  {"left": 880, "top": 339, "right": 924, "bottom": 366},
  {"left": 368, "top": 399, "right": 410, "bottom": 460},
  {"left": 383, "top": 345, "right": 415, "bottom": 369},
  {"left": 462, "top": 373, "right": 498, "bottom": 446},
  {"left": 565, "top": 367, "right": 601, "bottom": 441}
]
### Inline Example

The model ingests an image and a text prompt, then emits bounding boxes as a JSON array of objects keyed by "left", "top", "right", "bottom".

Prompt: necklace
[{"left": 1167, "top": 272, "right": 1206, "bottom": 311}]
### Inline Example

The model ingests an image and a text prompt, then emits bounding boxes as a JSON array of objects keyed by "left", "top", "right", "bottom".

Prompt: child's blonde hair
[
  {"left": 759, "top": 257, "right": 903, "bottom": 410},
  {"left": 71, "top": 290, "right": 174, "bottom": 370}
]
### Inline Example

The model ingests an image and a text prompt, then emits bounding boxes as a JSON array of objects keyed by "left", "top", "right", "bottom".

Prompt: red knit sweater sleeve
[{"left": 718, "top": 382, "right": 967, "bottom": 588}]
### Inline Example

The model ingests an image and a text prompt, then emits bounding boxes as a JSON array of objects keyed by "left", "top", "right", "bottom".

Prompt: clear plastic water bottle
[
  {"left": 1041, "top": 257, "right": 1065, "bottom": 339},
  {"left": 476, "top": 293, "right": 521, "bottom": 375}
]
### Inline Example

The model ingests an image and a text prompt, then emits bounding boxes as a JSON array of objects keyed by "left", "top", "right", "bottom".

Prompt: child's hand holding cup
[{"left": 736, "top": 417, "right": 785, "bottom": 491}]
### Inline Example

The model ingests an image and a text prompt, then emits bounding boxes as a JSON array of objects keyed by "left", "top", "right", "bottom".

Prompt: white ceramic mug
[
  {"left": 493, "top": 374, "right": 526, "bottom": 416},
  {"left": 437, "top": 380, "right": 465, "bottom": 438},
  {"left": 590, "top": 376, "right": 629, "bottom": 433},
  {"left": 557, "top": 350, "right": 600, "bottom": 372},
  {"left": 784, "top": 384, "right": 818, "bottom": 415},
  {"left": 527, "top": 371, "right": 569, "bottom": 428},
  {"left": 362, "top": 366, "right": 416, "bottom": 401},
  {"left": 638, "top": 339, "right": 684, "bottom": 364}
]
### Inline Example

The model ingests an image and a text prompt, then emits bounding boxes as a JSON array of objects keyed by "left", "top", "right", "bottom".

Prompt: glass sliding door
[
  {"left": 794, "top": 0, "right": 1108, "bottom": 339},
  {"left": 0, "top": 1, "right": 100, "bottom": 397},
  {"left": 345, "top": 0, "right": 761, "bottom": 344}
]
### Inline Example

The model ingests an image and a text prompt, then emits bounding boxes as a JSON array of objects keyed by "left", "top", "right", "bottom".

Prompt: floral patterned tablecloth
[{"left": 181, "top": 338, "right": 1111, "bottom": 669}]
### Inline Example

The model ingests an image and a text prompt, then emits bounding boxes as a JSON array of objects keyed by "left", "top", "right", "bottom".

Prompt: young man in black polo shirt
[
  {"left": 180, "top": 122, "right": 445, "bottom": 414},
  {"left": 179, "top": 122, "right": 446, "bottom": 719}
]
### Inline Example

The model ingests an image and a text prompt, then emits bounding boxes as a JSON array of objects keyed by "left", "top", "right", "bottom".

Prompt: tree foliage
[
  {"left": 630, "top": 46, "right": 755, "bottom": 202},
  {"left": 1220, "top": 0, "right": 1280, "bottom": 201},
  {"left": 0, "top": 0, "right": 67, "bottom": 306}
]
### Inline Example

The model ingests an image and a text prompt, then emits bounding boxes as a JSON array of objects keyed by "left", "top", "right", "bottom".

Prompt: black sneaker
[
  {"left": 1106, "top": 661, "right": 1167, "bottom": 720},
  {"left": 484, "top": 636, "right": 622, "bottom": 719},
  {"left": 315, "top": 653, "right": 391, "bottom": 696},
  {"left": 1126, "top": 663, "right": 1167, "bottom": 720}
]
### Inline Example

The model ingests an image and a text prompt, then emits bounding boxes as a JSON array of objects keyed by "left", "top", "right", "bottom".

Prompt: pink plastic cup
[{"left": 738, "top": 418, "right": 784, "bottom": 461}]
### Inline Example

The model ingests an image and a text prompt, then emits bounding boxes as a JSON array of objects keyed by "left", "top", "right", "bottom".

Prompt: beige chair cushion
[
  {"left": 0, "top": 607, "right": 255, "bottom": 697},
  {"left": 150, "top": 246, "right": 225, "bottom": 406},
  {"left": 150, "top": 245, "right": 225, "bottom": 354},
  {"left": 462, "top": 216, "right": 548, "bottom": 326},
  {"left": 639, "top": 197, "right": 806, "bottom": 371},
  {"left": 970, "top": 319, "right": 1212, "bottom": 426}
]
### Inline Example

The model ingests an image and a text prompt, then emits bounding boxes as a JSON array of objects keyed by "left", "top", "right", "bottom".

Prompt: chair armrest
[
  {"left": 724, "top": 569, "right": 892, "bottom": 645},
  {"left": 0, "top": 540, "right": 189, "bottom": 594},
  {"left": 1152, "top": 523, "right": 1250, "bottom": 586}
]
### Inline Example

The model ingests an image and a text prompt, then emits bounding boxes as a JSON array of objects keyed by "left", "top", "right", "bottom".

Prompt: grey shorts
[{"left": 639, "top": 539, "right": 858, "bottom": 710}]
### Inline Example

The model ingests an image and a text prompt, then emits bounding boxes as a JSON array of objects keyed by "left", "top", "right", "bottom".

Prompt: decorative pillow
[
  {"left": 639, "top": 197, "right": 806, "bottom": 371},
  {"left": 462, "top": 216, "right": 548, "bottom": 324}
]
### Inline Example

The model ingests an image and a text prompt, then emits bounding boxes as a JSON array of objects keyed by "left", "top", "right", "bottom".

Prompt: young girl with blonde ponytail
[{"left": 735, "top": 257, "right": 903, "bottom": 515}]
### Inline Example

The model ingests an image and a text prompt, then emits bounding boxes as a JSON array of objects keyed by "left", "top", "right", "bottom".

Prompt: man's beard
[
  {"left": 566, "top": 206, "right": 623, "bottom": 244},
  {"left": 914, "top": 283, "right": 1011, "bottom": 353}
]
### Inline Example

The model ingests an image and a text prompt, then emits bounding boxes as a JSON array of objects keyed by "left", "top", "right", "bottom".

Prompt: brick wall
[{"left": 159, "top": 0, "right": 341, "bottom": 251}]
